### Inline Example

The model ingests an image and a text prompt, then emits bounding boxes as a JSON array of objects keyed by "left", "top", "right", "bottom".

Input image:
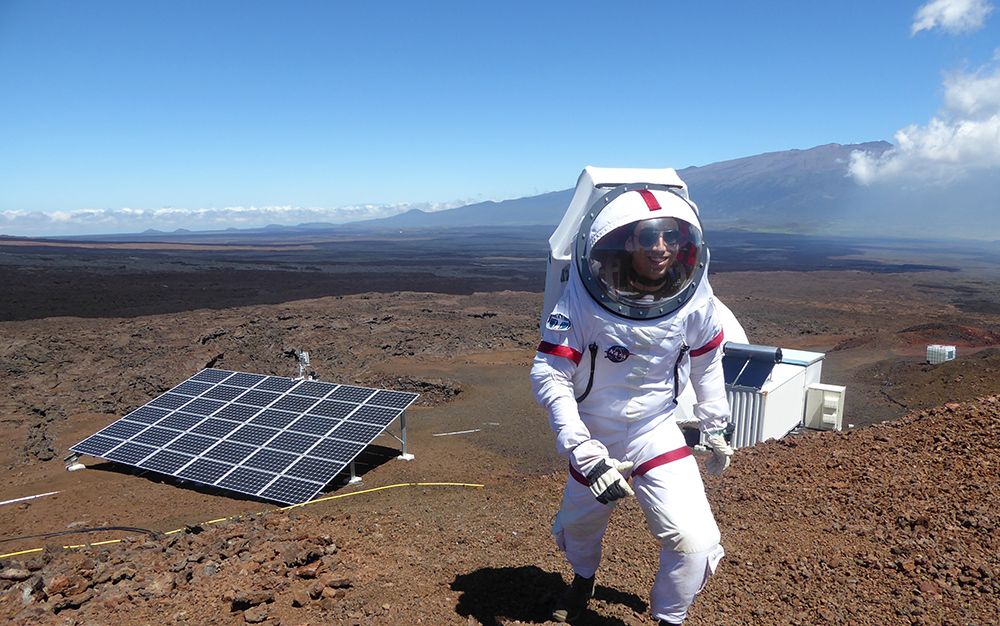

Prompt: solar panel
[
  {"left": 723, "top": 355, "right": 777, "bottom": 390},
  {"left": 70, "top": 369, "right": 419, "bottom": 505}
]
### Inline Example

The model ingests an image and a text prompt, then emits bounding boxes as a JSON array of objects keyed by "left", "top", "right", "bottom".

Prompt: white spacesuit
[{"left": 530, "top": 179, "right": 733, "bottom": 625}]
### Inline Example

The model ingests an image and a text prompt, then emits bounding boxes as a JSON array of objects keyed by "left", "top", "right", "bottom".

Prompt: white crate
[
  {"left": 927, "top": 344, "right": 956, "bottom": 364},
  {"left": 805, "top": 383, "right": 846, "bottom": 431}
]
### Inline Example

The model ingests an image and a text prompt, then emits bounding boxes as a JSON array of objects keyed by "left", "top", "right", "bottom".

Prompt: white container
[
  {"left": 804, "top": 383, "right": 846, "bottom": 431},
  {"left": 722, "top": 350, "right": 826, "bottom": 449},
  {"left": 927, "top": 344, "right": 956, "bottom": 364}
]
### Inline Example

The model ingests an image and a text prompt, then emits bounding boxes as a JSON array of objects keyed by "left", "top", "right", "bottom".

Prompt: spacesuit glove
[
  {"left": 704, "top": 432, "right": 734, "bottom": 475},
  {"left": 586, "top": 458, "right": 635, "bottom": 505}
]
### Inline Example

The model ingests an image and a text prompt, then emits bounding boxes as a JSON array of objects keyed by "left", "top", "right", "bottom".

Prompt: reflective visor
[{"left": 575, "top": 185, "right": 708, "bottom": 320}]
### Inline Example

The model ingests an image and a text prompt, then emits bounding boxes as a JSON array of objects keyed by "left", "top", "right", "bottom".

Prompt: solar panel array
[{"left": 71, "top": 369, "right": 418, "bottom": 505}]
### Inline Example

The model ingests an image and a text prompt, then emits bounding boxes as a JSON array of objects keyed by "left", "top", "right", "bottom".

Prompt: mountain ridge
[
  {"left": 343, "top": 141, "right": 894, "bottom": 232},
  {"left": 45, "top": 139, "right": 999, "bottom": 241}
]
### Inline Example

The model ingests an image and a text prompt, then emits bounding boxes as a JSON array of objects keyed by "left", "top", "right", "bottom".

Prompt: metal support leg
[
  {"left": 64, "top": 453, "right": 85, "bottom": 472},
  {"left": 347, "top": 460, "right": 362, "bottom": 484},
  {"left": 397, "top": 410, "right": 414, "bottom": 461}
]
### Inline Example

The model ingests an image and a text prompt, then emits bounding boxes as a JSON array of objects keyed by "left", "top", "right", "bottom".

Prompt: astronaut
[{"left": 530, "top": 181, "right": 734, "bottom": 625}]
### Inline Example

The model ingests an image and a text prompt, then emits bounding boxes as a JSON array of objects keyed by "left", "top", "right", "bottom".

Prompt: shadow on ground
[{"left": 451, "top": 565, "right": 644, "bottom": 625}]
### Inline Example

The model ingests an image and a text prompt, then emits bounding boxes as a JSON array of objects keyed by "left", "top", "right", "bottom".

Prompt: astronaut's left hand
[
  {"left": 586, "top": 458, "right": 634, "bottom": 504},
  {"left": 704, "top": 432, "right": 733, "bottom": 475}
]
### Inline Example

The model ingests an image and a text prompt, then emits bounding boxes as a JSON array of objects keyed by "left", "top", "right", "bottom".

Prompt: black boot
[{"left": 551, "top": 573, "right": 595, "bottom": 623}]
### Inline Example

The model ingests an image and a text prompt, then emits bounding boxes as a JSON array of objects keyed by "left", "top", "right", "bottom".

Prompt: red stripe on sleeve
[
  {"left": 690, "top": 329, "right": 725, "bottom": 357},
  {"left": 636, "top": 189, "right": 661, "bottom": 211},
  {"left": 537, "top": 341, "right": 583, "bottom": 365}
]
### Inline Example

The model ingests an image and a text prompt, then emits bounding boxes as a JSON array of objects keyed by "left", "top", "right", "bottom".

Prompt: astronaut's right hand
[{"left": 586, "top": 458, "right": 635, "bottom": 505}]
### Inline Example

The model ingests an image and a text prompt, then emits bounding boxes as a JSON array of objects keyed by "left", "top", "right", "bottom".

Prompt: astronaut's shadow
[{"left": 451, "top": 565, "right": 645, "bottom": 625}]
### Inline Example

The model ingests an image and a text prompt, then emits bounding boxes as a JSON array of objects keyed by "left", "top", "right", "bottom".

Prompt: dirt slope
[
  {"left": 2, "top": 397, "right": 997, "bottom": 626},
  {"left": 1, "top": 286, "right": 999, "bottom": 625}
]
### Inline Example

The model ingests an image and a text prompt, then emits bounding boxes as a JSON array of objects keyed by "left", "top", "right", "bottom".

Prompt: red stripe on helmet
[
  {"left": 537, "top": 341, "right": 583, "bottom": 365},
  {"left": 690, "top": 329, "right": 725, "bottom": 357},
  {"left": 636, "top": 189, "right": 661, "bottom": 211}
]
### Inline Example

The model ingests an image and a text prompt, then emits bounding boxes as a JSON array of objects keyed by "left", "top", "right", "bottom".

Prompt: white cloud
[
  {"left": 0, "top": 200, "right": 471, "bottom": 237},
  {"left": 943, "top": 66, "right": 1000, "bottom": 114},
  {"left": 849, "top": 63, "right": 1000, "bottom": 185},
  {"left": 912, "top": 0, "right": 993, "bottom": 35}
]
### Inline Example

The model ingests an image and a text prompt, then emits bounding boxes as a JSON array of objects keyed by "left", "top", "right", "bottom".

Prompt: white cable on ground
[
  {"left": 0, "top": 491, "right": 60, "bottom": 507},
  {"left": 432, "top": 429, "right": 482, "bottom": 437}
]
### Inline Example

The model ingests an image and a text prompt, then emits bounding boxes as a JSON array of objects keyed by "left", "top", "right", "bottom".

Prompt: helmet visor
[{"left": 587, "top": 216, "right": 703, "bottom": 311}]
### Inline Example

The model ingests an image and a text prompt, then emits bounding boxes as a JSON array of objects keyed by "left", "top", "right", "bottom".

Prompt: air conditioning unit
[{"left": 804, "top": 383, "right": 846, "bottom": 431}]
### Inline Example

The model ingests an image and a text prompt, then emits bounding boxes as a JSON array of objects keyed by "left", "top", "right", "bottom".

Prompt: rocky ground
[{"left": 1, "top": 267, "right": 999, "bottom": 625}]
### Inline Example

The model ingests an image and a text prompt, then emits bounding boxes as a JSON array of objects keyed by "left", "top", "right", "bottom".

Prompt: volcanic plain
[{"left": 1, "top": 228, "right": 998, "bottom": 625}]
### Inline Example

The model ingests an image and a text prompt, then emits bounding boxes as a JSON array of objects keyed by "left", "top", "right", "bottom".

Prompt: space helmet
[{"left": 574, "top": 184, "right": 707, "bottom": 320}]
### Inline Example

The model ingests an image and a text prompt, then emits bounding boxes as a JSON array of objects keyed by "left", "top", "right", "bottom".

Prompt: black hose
[{"left": 0, "top": 525, "right": 160, "bottom": 545}]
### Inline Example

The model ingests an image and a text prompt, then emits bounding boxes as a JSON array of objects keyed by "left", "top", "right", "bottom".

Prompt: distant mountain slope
[
  {"left": 678, "top": 141, "right": 892, "bottom": 231},
  {"left": 348, "top": 141, "right": 893, "bottom": 233},
  {"left": 54, "top": 140, "right": 996, "bottom": 241},
  {"left": 343, "top": 189, "right": 573, "bottom": 229}
]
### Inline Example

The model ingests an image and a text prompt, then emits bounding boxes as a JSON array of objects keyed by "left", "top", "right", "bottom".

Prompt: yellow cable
[
  {"left": 0, "top": 482, "right": 483, "bottom": 560},
  {"left": 279, "top": 481, "right": 484, "bottom": 510}
]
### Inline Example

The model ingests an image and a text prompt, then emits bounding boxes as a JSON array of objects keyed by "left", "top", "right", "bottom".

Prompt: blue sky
[{"left": 1, "top": 0, "right": 998, "bottom": 236}]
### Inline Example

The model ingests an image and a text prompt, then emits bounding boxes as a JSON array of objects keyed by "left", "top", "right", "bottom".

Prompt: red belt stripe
[
  {"left": 631, "top": 446, "right": 692, "bottom": 477},
  {"left": 690, "top": 329, "right": 724, "bottom": 357},
  {"left": 538, "top": 341, "right": 583, "bottom": 365},
  {"left": 569, "top": 465, "right": 588, "bottom": 486},
  {"left": 568, "top": 446, "right": 692, "bottom": 486}
]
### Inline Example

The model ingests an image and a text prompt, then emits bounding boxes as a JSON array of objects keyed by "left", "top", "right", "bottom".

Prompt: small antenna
[{"left": 295, "top": 349, "right": 315, "bottom": 380}]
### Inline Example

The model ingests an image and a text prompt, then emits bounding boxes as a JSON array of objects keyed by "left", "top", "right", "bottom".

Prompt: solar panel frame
[
  {"left": 250, "top": 409, "right": 300, "bottom": 429},
  {"left": 73, "top": 434, "right": 123, "bottom": 457},
  {"left": 121, "top": 406, "right": 171, "bottom": 424},
  {"left": 97, "top": 420, "right": 148, "bottom": 440},
  {"left": 140, "top": 449, "right": 195, "bottom": 474},
  {"left": 201, "top": 385, "right": 246, "bottom": 401},
  {"left": 202, "top": 440, "right": 257, "bottom": 464},
  {"left": 309, "top": 438, "right": 366, "bottom": 462},
  {"left": 133, "top": 427, "right": 183, "bottom": 447},
  {"left": 70, "top": 369, "right": 419, "bottom": 505}
]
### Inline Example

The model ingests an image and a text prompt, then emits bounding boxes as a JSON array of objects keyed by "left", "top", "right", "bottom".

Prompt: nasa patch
[
  {"left": 546, "top": 313, "right": 572, "bottom": 332},
  {"left": 605, "top": 345, "right": 630, "bottom": 363}
]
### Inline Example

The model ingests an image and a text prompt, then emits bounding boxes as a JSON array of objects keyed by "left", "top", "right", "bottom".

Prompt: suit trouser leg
[
  {"left": 552, "top": 475, "right": 615, "bottom": 578},
  {"left": 632, "top": 455, "right": 724, "bottom": 623}
]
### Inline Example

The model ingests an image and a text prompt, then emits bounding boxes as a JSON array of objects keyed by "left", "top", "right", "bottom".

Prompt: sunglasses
[{"left": 635, "top": 228, "right": 680, "bottom": 248}]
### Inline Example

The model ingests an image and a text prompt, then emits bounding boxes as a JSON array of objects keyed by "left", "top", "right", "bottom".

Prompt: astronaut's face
[
  {"left": 628, "top": 217, "right": 680, "bottom": 284},
  {"left": 578, "top": 186, "right": 705, "bottom": 319}
]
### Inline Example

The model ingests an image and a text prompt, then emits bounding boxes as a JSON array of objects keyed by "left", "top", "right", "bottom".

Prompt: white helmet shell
[{"left": 575, "top": 184, "right": 708, "bottom": 320}]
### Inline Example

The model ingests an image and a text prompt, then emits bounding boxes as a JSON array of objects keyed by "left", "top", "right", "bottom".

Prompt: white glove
[
  {"left": 586, "top": 458, "right": 635, "bottom": 504},
  {"left": 704, "top": 432, "right": 733, "bottom": 475}
]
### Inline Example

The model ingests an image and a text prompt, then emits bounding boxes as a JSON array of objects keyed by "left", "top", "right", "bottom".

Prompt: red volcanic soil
[
  {"left": 1, "top": 267, "right": 1000, "bottom": 625},
  {"left": 3, "top": 395, "right": 999, "bottom": 626},
  {"left": 833, "top": 323, "right": 1000, "bottom": 353}
]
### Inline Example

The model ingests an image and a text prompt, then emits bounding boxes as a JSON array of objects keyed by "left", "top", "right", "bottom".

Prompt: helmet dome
[{"left": 575, "top": 185, "right": 707, "bottom": 320}]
